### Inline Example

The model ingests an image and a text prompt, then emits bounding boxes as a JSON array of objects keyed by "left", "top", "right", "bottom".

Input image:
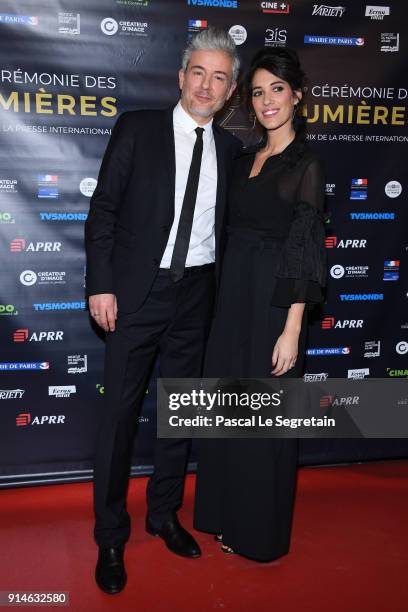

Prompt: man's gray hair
[{"left": 182, "top": 27, "right": 240, "bottom": 82}]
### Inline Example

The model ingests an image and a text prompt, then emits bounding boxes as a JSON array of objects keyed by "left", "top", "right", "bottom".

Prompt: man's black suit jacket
[{"left": 85, "top": 106, "right": 242, "bottom": 313}]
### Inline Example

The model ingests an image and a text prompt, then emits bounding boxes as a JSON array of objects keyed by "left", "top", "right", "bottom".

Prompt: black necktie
[{"left": 169, "top": 127, "right": 204, "bottom": 282}]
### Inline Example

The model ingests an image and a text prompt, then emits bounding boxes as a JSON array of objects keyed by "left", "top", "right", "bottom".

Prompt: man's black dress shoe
[
  {"left": 146, "top": 514, "right": 201, "bottom": 558},
  {"left": 95, "top": 546, "right": 127, "bottom": 594}
]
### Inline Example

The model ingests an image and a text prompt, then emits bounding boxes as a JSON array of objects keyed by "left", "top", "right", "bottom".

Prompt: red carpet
[{"left": 1, "top": 461, "right": 407, "bottom": 611}]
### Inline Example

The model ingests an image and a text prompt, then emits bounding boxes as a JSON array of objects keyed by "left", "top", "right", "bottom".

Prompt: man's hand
[{"left": 89, "top": 294, "right": 118, "bottom": 332}]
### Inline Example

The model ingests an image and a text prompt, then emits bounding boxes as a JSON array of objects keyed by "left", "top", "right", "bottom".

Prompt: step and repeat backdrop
[{"left": 0, "top": 0, "right": 407, "bottom": 486}]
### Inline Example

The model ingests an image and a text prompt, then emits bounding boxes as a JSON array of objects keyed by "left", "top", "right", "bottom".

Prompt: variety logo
[
  {"left": 33, "top": 302, "right": 86, "bottom": 311},
  {"left": 350, "top": 212, "right": 395, "bottom": 220},
  {"left": 304, "top": 35, "right": 364, "bottom": 46},
  {"left": 38, "top": 175, "right": 58, "bottom": 199},
  {"left": 312, "top": 5, "right": 345, "bottom": 17},
  {"left": 0, "top": 178, "right": 18, "bottom": 192},
  {"left": 350, "top": 178, "right": 368, "bottom": 200},
  {"left": 340, "top": 293, "right": 383, "bottom": 301},
  {"left": 303, "top": 373, "right": 329, "bottom": 381},
  {"left": 187, "top": 0, "right": 238, "bottom": 7},
  {"left": 10, "top": 239, "right": 62, "bottom": 252},
  {"left": 13, "top": 329, "right": 64, "bottom": 343},
  {"left": 16, "top": 412, "right": 66, "bottom": 426},
  {"left": 49, "top": 385, "right": 76, "bottom": 398},
  {"left": 380, "top": 32, "right": 399, "bottom": 52},
  {"left": 321, "top": 316, "right": 363, "bottom": 329},
  {"left": 0, "top": 212, "right": 15, "bottom": 223},
  {"left": 0, "top": 389, "right": 25, "bottom": 399},
  {"left": 325, "top": 183, "right": 335, "bottom": 195},
  {"left": 330, "top": 264, "right": 369, "bottom": 279},
  {"left": 306, "top": 347, "right": 351, "bottom": 356},
  {"left": 365, "top": 6, "right": 390, "bottom": 20},
  {"left": 265, "top": 27, "right": 287, "bottom": 47},
  {"left": 396, "top": 341, "right": 408, "bottom": 356},
  {"left": 364, "top": 340, "right": 381, "bottom": 358},
  {"left": 79, "top": 177, "right": 97, "bottom": 197},
  {"left": 325, "top": 237, "right": 367, "bottom": 249},
  {"left": 188, "top": 19, "right": 208, "bottom": 39},
  {"left": 0, "top": 362, "right": 49, "bottom": 371},
  {"left": 0, "top": 15, "right": 38, "bottom": 26},
  {"left": 261, "top": 2, "right": 290, "bottom": 13},
  {"left": 383, "top": 260, "right": 399, "bottom": 281},
  {"left": 229, "top": 25, "right": 247, "bottom": 45},
  {"left": 39, "top": 212, "right": 87, "bottom": 221},
  {"left": 20, "top": 270, "right": 66, "bottom": 286},
  {"left": 67, "top": 354, "right": 87, "bottom": 374},
  {"left": 58, "top": 12, "right": 80, "bottom": 35},
  {"left": 348, "top": 368, "right": 370, "bottom": 379},
  {"left": 0, "top": 304, "right": 18, "bottom": 316},
  {"left": 385, "top": 180, "right": 402, "bottom": 198}
]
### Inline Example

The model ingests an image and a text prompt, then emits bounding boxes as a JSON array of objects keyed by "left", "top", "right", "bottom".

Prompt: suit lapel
[
  {"left": 162, "top": 107, "right": 176, "bottom": 215},
  {"left": 213, "top": 125, "right": 227, "bottom": 248}
]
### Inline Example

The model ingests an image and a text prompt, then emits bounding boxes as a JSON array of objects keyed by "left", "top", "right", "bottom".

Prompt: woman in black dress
[{"left": 194, "top": 48, "right": 327, "bottom": 562}]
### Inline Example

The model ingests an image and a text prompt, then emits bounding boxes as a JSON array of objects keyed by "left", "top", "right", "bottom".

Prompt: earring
[{"left": 292, "top": 104, "right": 298, "bottom": 120}]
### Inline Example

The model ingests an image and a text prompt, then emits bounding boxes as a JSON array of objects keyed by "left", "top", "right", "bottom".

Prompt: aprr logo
[
  {"left": 320, "top": 395, "right": 334, "bottom": 408},
  {"left": 321, "top": 317, "right": 363, "bottom": 329},
  {"left": 13, "top": 329, "right": 28, "bottom": 342},
  {"left": 10, "top": 238, "right": 26, "bottom": 252},
  {"left": 10, "top": 239, "right": 62, "bottom": 252},
  {"left": 16, "top": 412, "right": 66, "bottom": 426},
  {"left": 13, "top": 329, "right": 64, "bottom": 342},
  {"left": 16, "top": 413, "right": 31, "bottom": 426}
]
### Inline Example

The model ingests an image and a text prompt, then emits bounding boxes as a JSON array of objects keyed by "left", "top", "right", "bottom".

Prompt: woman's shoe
[{"left": 221, "top": 543, "right": 235, "bottom": 554}]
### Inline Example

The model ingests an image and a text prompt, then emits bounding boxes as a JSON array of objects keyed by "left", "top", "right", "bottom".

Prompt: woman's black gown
[{"left": 194, "top": 139, "right": 327, "bottom": 562}]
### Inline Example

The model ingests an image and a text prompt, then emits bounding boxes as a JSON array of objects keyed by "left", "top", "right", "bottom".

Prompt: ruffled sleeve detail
[{"left": 271, "top": 157, "right": 327, "bottom": 307}]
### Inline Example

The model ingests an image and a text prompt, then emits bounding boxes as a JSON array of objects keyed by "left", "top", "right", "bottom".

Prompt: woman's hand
[{"left": 271, "top": 329, "right": 299, "bottom": 376}]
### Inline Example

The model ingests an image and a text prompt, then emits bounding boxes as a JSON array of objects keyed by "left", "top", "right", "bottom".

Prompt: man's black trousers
[{"left": 93, "top": 265, "right": 215, "bottom": 548}]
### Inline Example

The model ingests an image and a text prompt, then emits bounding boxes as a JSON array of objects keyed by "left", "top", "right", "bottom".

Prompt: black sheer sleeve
[{"left": 271, "top": 157, "right": 327, "bottom": 307}]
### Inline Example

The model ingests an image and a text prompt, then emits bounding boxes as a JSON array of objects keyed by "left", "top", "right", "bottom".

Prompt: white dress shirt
[{"left": 160, "top": 101, "right": 218, "bottom": 268}]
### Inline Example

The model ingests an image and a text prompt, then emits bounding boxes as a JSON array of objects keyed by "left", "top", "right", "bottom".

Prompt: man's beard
[{"left": 189, "top": 104, "right": 215, "bottom": 119}]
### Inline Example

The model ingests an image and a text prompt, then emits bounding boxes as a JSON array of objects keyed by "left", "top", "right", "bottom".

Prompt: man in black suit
[{"left": 85, "top": 27, "right": 241, "bottom": 593}]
